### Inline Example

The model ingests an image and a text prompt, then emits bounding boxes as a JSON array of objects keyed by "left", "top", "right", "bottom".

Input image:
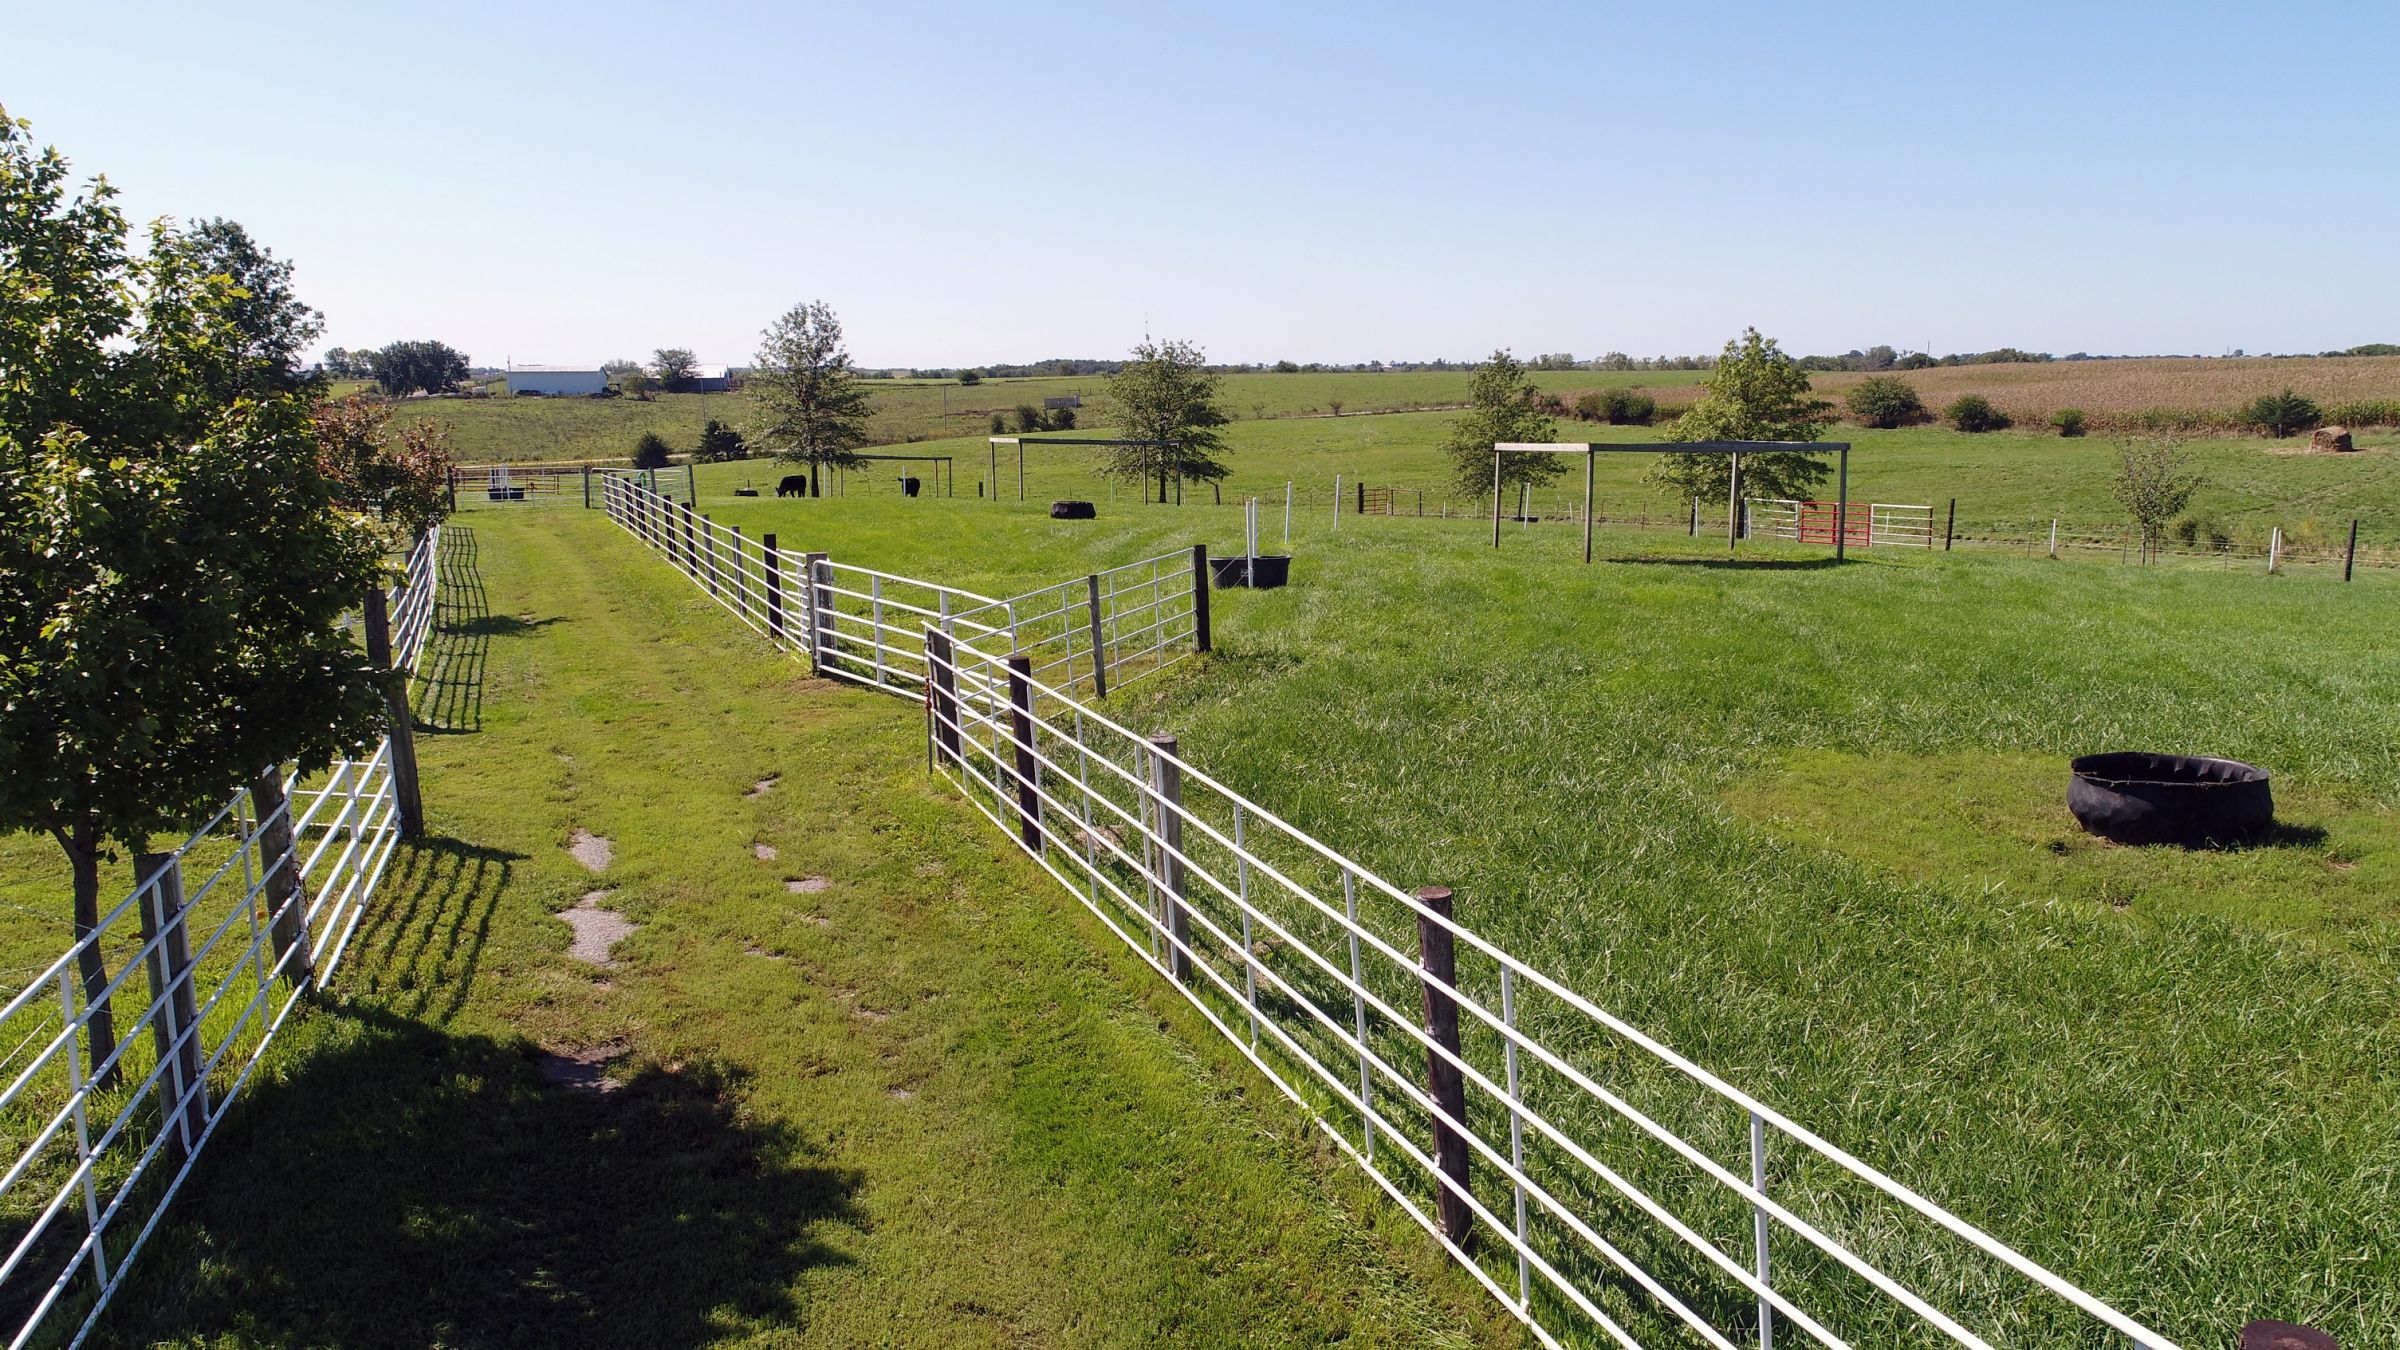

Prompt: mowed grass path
[
  {"left": 643, "top": 489, "right": 2400, "bottom": 1345},
  {"left": 82, "top": 509, "right": 1517, "bottom": 1349}
]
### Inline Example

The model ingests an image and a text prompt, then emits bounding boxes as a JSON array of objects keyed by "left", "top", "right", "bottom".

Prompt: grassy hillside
[
  {"left": 583, "top": 489, "right": 2399, "bottom": 1344},
  {"left": 742, "top": 413, "right": 2400, "bottom": 554}
]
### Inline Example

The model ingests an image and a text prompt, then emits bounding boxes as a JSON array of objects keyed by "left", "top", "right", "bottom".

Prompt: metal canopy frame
[
  {"left": 988, "top": 436, "right": 1179, "bottom": 503},
  {"left": 1491, "top": 440, "right": 1853, "bottom": 562}
]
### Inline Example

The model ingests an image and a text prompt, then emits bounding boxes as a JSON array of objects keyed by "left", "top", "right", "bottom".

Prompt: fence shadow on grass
[
  {"left": 93, "top": 1008, "right": 862, "bottom": 1349},
  {"left": 343, "top": 835, "right": 524, "bottom": 1025}
]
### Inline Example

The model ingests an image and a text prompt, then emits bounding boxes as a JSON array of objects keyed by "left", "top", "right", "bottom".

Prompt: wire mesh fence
[{"left": 594, "top": 470, "right": 2186, "bottom": 1349}]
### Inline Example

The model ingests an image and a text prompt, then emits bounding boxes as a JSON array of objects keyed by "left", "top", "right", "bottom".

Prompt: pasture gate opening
[
  {"left": 590, "top": 469, "right": 2189, "bottom": 1350},
  {"left": 1743, "top": 500, "right": 1935, "bottom": 549},
  {"left": 0, "top": 528, "right": 442, "bottom": 1349},
  {"left": 987, "top": 436, "right": 1181, "bottom": 504}
]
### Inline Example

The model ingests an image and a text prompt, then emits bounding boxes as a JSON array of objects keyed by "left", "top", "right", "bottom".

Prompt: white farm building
[{"left": 503, "top": 364, "right": 608, "bottom": 396}]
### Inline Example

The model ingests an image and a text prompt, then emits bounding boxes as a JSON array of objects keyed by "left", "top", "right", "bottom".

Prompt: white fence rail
[
  {"left": 597, "top": 472, "right": 2182, "bottom": 1349},
  {"left": 0, "top": 529, "right": 439, "bottom": 1349}
]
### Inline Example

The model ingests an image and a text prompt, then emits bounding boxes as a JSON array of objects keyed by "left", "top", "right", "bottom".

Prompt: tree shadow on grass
[
  {"left": 343, "top": 836, "right": 523, "bottom": 1025},
  {"left": 95, "top": 1008, "right": 862, "bottom": 1349}
]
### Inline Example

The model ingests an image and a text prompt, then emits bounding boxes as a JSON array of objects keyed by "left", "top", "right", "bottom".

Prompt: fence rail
[
  {"left": 0, "top": 528, "right": 439, "bottom": 1350},
  {"left": 592, "top": 471, "right": 2184, "bottom": 1349}
]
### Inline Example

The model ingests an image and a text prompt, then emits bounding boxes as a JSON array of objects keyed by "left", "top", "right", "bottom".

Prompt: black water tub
[
  {"left": 2067, "top": 752, "right": 2273, "bottom": 846},
  {"left": 1210, "top": 555, "right": 1292, "bottom": 589},
  {"left": 1050, "top": 500, "right": 1096, "bottom": 520}
]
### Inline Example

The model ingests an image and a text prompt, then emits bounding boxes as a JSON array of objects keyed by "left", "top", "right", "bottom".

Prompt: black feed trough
[
  {"left": 2067, "top": 752, "right": 2273, "bottom": 846},
  {"left": 1210, "top": 556, "right": 1291, "bottom": 590},
  {"left": 1050, "top": 500, "right": 1096, "bottom": 520}
]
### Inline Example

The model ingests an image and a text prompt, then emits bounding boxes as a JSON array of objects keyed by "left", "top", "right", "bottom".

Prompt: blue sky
[{"left": 7, "top": 2, "right": 2395, "bottom": 368}]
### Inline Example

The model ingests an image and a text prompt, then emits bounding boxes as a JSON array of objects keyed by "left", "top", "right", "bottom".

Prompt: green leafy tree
[
  {"left": 1845, "top": 375, "right": 1928, "bottom": 428},
  {"left": 632, "top": 431, "right": 674, "bottom": 469},
  {"left": 1650, "top": 329, "right": 1833, "bottom": 503},
  {"left": 957, "top": 369, "right": 981, "bottom": 386},
  {"left": 1013, "top": 404, "right": 1044, "bottom": 434},
  {"left": 2051, "top": 408, "right": 2088, "bottom": 437},
  {"left": 1, "top": 108, "right": 388, "bottom": 1082},
  {"left": 601, "top": 357, "right": 643, "bottom": 380},
  {"left": 2112, "top": 438, "right": 2205, "bottom": 563},
  {"left": 1945, "top": 394, "right": 2012, "bottom": 432},
  {"left": 650, "top": 347, "right": 699, "bottom": 392},
  {"left": 620, "top": 368, "right": 655, "bottom": 401},
  {"left": 366, "top": 339, "right": 468, "bottom": 397},
  {"left": 1441, "top": 350, "right": 1559, "bottom": 496},
  {"left": 749, "top": 300, "right": 872, "bottom": 497},
  {"left": 186, "top": 217, "right": 322, "bottom": 398},
  {"left": 1103, "top": 338, "right": 1229, "bottom": 501}
]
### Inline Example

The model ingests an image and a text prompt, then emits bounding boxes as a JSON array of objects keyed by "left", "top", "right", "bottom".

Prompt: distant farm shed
[
  {"left": 505, "top": 364, "right": 608, "bottom": 396},
  {"left": 688, "top": 363, "right": 735, "bottom": 393}
]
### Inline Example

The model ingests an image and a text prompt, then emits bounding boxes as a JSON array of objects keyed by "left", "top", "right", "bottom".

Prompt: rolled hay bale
[{"left": 2310, "top": 425, "right": 2355, "bottom": 452}]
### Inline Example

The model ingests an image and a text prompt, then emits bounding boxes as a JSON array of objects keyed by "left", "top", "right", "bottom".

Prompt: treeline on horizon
[{"left": 870, "top": 342, "right": 2400, "bottom": 382}]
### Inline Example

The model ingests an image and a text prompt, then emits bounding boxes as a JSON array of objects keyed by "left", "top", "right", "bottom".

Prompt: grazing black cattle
[
  {"left": 777, "top": 475, "right": 808, "bottom": 498},
  {"left": 900, "top": 476, "right": 920, "bottom": 498}
]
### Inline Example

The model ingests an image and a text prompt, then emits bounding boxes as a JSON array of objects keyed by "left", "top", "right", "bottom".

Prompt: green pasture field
[
  {"left": 0, "top": 513, "right": 1516, "bottom": 1348},
  {"left": 728, "top": 413, "right": 2400, "bottom": 554},
  {"left": 561, "top": 484, "right": 2396, "bottom": 1344}
]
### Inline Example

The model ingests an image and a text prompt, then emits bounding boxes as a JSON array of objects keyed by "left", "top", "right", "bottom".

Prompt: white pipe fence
[
  {"left": 0, "top": 526, "right": 440, "bottom": 1349},
  {"left": 595, "top": 470, "right": 2184, "bottom": 1349}
]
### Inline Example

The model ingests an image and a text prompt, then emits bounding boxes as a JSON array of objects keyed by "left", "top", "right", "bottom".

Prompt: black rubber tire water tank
[
  {"left": 2067, "top": 752, "right": 2273, "bottom": 846},
  {"left": 1050, "top": 500, "right": 1096, "bottom": 520}
]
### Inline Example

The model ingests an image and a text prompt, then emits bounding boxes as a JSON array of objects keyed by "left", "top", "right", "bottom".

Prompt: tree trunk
[
  {"left": 809, "top": 462, "right": 821, "bottom": 498},
  {"left": 63, "top": 826, "right": 121, "bottom": 1091}
]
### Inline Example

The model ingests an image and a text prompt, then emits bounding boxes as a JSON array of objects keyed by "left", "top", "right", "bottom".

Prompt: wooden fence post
[
  {"left": 2344, "top": 519, "right": 2358, "bottom": 582},
  {"left": 134, "top": 852, "right": 208, "bottom": 1163},
  {"left": 927, "top": 628, "right": 961, "bottom": 768},
  {"left": 1007, "top": 656, "right": 1042, "bottom": 853},
  {"left": 763, "top": 533, "right": 785, "bottom": 639},
  {"left": 251, "top": 767, "right": 313, "bottom": 986},
  {"left": 727, "top": 524, "right": 744, "bottom": 618},
  {"left": 362, "top": 587, "right": 426, "bottom": 839},
  {"left": 1416, "top": 884, "right": 1473, "bottom": 1250},
  {"left": 1148, "top": 735, "right": 1190, "bottom": 983},
  {"left": 1189, "top": 544, "right": 1212, "bottom": 655},
  {"left": 680, "top": 500, "right": 699, "bottom": 578},
  {"left": 1086, "top": 574, "right": 1109, "bottom": 698},
  {"left": 446, "top": 464, "right": 458, "bottom": 515},
  {"left": 582, "top": 465, "right": 591, "bottom": 509},
  {"left": 686, "top": 461, "right": 696, "bottom": 503},
  {"left": 700, "top": 514, "right": 718, "bottom": 598},
  {"left": 1944, "top": 497, "right": 1956, "bottom": 551}
]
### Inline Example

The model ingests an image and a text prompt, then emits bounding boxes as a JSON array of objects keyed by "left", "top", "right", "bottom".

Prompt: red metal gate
[{"left": 1795, "top": 500, "right": 1871, "bottom": 548}]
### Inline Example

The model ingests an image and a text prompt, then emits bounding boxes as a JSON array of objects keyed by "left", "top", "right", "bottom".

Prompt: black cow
[
  {"left": 777, "top": 474, "right": 809, "bottom": 498},
  {"left": 900, "top": 476, "right": 920, "bottom": 498}
]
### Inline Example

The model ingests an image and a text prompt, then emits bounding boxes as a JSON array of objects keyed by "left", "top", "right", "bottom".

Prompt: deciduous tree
[
  {"left": 187, "top": 217, "right": 322, "bottom": 398},
  {"left": 1102, "top": 338, "right": 1229, "bottom": 502},
  {"left": 366, "top": 339, "right": 468, "bottom": 397},
  {"left": 312, "top": 394, "right": 457, "bottom": 543},
  {"left": 651, "top": 347, "right": 699, "bottom": 392},
  {"left": 1441, "top": 350, "right": 1559, "bottom": 496},
  {"left": 749, "top": 300, "right": 871, "bottom": 497},
  {"left": 1651, "top": 328, "right": 1833, "bottom": 503},
  {"left": 1, "top": 108, "right": 388, "bottom": 1082},
  {"left": 2112, "top": 438, "right": 2204, "bottom": 563}
]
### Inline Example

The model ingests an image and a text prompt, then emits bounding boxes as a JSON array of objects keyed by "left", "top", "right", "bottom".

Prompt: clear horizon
[{"left": 8, "top": 1, "right": 2396, "bottom": 369}]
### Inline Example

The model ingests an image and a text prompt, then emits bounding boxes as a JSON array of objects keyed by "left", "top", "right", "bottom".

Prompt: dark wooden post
[
  {"left": 1583, "top": 448, "right": 1596, "bottom": 564},
  {"left": 251, "top": 766, "right": 312, "bottom": 986},
  {"left": 1491, "top": 450, "right": 1503, "bottom": 549},
  {"left": 1006, "top": 656, "right": 1042, "bottom": 852},
  {"left": 1834, "top": 444, "right": 1850, "bottom": 562},
  {"left": 926, "top": 628, "right": 961, "bottom": 768},
  {"left": 1148, "top": 734, "right": 1190, "bottom": 983},
  {"left": 1727, "top": 452, "right": 1741, "bottom": 551},
  {"left": 727, "top": 524, "right": 744, "bottom": 618},
  {"left": 446, "top": 464, "right": 458, "bottom": 514},
  {"left": 1086, "top": 574, "right": 1109, "bottom": 698},
  {"left": 1944, "top": 498, "right": 1956, "bottom": 551},
  {"left": 362, "top": 587, "right": 426, "bottom": 839},
  {"left": 2344, "top": 519, "right": 2359, "bottom": 582},
  {"left": 686, "top": 461, "right": 697, "bottom": 503},
  {"left": 700, "top": 514, "right": 718, "bottom": 598},
  {"left": 1356, "top": 480, "right": 1364, "bottom": 515},
  {"left": 1416, "top": 884, "right": 1473, "bottom": 1250},
  {"left": 762, "top": 533, "right": 785, "bottom": 639},
  {"left": 680, "top": 500, "right": 698, "bottom": 578},
  {"left": 1189, "top": 544, "right": 1212, "bottom": 654},
  {"left": 582, "top": 465, "right": 591, "bottom": 509},
  {"left": 134, "top": 852, "right": 208, "bottom": 1162}
]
